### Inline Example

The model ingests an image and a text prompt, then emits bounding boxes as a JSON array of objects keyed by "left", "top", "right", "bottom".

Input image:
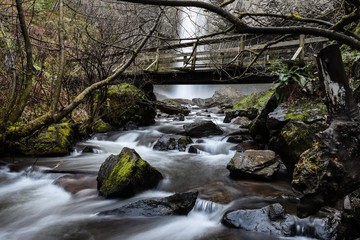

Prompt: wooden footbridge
[{"left": 122, "top": 34, "right": 328, "bottom": 84}]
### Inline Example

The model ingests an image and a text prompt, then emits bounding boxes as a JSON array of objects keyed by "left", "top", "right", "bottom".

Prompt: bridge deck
[{"left": 122, "top": 35, "right": 328, "bottom": 84}]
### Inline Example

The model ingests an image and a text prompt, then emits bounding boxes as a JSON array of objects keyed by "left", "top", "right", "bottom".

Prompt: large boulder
[
  {"left": 183, "top": 120, "right": 223, "bottom": 138},
  {"left": 292, "top": 120, "right": 360, "bottom": 217},
  {"left": 266, "top": 98, "right": 326, "bottom": 135},
  {"left": 97, "top": 147, "right": 163, "bottom": 198},
  {"left": 227, "top": 150, "right": 280, "bottom": 180},
  {"left": 270, "top": 121, "right": 327, "bottom": 172},
  {"left": 98, "top": 191, "right": 198, "bottom": 217},
  {"left": 11, "top": 122, "right": 74, "bottom": 157},
  {"left": 101, "top": 84, "right": 156, "bottom": 128},
  {"left": 222, "top": 203, "right": 341, "bottom": 240}
]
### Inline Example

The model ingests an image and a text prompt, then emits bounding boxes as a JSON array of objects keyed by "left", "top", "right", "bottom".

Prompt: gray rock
[
  {"left": 153, "top": 135, "right": 193, "bottom": 152},
  {"left": 227, "top": 150, "right": 280, "bottom": 180},
  {"left": 98, "top": 191, "right": 198, "bottom": 217},
  {"left": 222, "top": 203, "right": 341, "bottom": 240},
  {"left": 183, "top": 120, "right": 223, "bottom": 138}
]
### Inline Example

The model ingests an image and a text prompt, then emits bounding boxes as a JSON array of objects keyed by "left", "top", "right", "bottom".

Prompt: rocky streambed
[{"left": 0, "top": 95, "right": 350, "bottom": 240}]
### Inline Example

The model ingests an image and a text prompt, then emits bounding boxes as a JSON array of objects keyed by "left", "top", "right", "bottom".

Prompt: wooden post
[
  {"left": 191, "top": 42, "right": 197, "bottom": 70},
  {"left": 239, "top": 35, "right": 245, "bottom": 66},
  {"left": 183, "top": 56, "right": 188, "bottom": 67},
  {"left": 220, "top": 52, "right": 225, "bottom": 65},
  {"left": 299, "top": 34, "right": 305, "bottom": 64},
  {"left": 154, "top": 48, "right": 160, "bottom": 72}
]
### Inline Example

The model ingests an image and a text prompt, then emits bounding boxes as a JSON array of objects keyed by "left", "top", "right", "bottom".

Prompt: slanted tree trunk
[
  {"left": 9, "top": 0, "right": 34, "bottom": 123},
  {"left": 292, "top": 44, "right": 360, "bottom": 218}
]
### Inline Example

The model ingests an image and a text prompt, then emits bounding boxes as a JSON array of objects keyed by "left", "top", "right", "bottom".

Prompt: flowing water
[{"left": 0, "top": 103, "right": 320, "bottom": 240}]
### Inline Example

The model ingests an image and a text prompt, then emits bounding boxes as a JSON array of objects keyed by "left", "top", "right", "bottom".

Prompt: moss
[
  {"left": 91, "top": 119, "right": 115, "bottom": 133},
  {"left": 100, "top": 148, "right": 160, "bottom": 197},
  {"left": 233, "top": 88, "right": 275, "bottom": 110},
  {"left": 284, "top": 98, "right": 327, "bottom": 122},
  {"left": 102, "top": 83, "right": 156, "bottom": 128},
  {"left": 292, "top": 142, "right": 325, "bottom": 191},
  {"left": 108, "top": 83, "right": 144, "bottom": 99},
  {"left": 178, "top": 136, "right": 192, "bottom": 145},
  {"left": 9, "top": 122, "right": 74, "bottom": 157}
]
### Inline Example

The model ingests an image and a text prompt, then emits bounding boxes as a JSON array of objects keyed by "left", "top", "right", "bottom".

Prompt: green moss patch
[{"left": 233, "top": 88, "right": 275, "bottom": 110}]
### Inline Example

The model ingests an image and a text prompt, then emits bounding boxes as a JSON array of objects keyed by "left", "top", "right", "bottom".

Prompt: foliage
[
  {"left": 269, "top": 61, "right": 317, "bottom": 94},
  {"left": 233, "top": 88, "right": 275, "bottom": 110}
]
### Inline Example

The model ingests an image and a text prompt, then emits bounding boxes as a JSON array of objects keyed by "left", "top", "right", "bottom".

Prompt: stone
[
  {"left": 156, "top": 101, "right": 190, "bottom": 116},
  {"left": 224, "top": 108, "right": 258, "bottom": 123},
  {"left": 230, "top": 116, "right": 252, "bottom": 128},
  {"left": 183, "top": 120, "right": 223, "bottom": 138},
  {"left": 97, "top": 147, "right": 163, "bottom": 198},
  {"left": 222, "top": 203, "right": 341, "bottom": 240},
  {"left": 153, "top": 135, "right": 193, "bottom": 152},
  {"left": 227, "top": 150, "right": 280, "bottom": 180},
  {"left": 292, "top": 120, "right": 360, "bottom": 217},
  {"left": 98, "top": 191, "right": 198, "bottom": 217},
  {"left": 15, "top": 122, "right": 74, "bottom": 157},
  {"left": 101, "top": 83, "right": 156, "bottom": 128},
  {"left": 270, "top": 121, "right": 327, "bottom": 172}
]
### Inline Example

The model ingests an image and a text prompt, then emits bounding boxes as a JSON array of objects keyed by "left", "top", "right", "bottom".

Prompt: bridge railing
[{"left": 128, "top": 35, "right": 328, "bottom": 74}]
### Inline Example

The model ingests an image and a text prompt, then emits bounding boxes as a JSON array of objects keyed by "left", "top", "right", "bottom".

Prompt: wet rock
[
  {"left": 183, "top": 120, "right": 223, "bottom": 138},
  {"left": 98, "top": 191, "right": 198, "bottom": 217},
  {"left": 266, "top": 100, "right": 326, "bottom": 136},
  {"left": 292, "top": 120, "right": 360, "bottom": 217},
  {"left": 156, "top": 101, "right": 190, "bottom": 116},
  {"left": 206, "top": 107, "right": 223, "bottom": 114},
  {"left": 101, "top": 84, "right": 156, "bottom": 128},
  {"left": 270, "top": 121, "right": 327, "bottom": 172},
  {"left": 227, "top": 150, "right": 280, "bottom": 180},
  {"left": 54, "top": 174, "right": 97, "bottom": 194},
  {"left": 174, "top": 114, "right": 185, "bottom": 121},
  {"left": 224, "top": 108, "right": 258, "bottom": 123},
  {"left": 230, "top": 140, "right": 262, "bottom": 152},
  {"left": 226, "top": 135, "right": 252, "bottom": 144},
  {"left": 222, "top": 203, "right": 341, "bottom": 240},
  {"left": 97, "top": 147, "right": 163, "bottom": 198},
  {"left": 153, "top": 135, "right": 193, "bottom": 152},
  {"left": 230, "top": 116, "right": 252, "bottom": 128}
]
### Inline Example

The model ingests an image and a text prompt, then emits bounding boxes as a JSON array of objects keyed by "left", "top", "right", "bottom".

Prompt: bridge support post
[
  {"left": 299, "top": 34, "right": 305, "bottom": 64},
  {"left": 191, "top": 42, "right": 197, "bottom": 70},
  {"left": 155, "top": 48, "right": 160, "bottom": 72},
  {"left": 239, "top": 35, "right": 245, "bottom": 66}
]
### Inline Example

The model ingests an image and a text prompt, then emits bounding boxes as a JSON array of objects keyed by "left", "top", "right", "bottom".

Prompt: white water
[{"left": 0, "top": 105, "right": 321, "bottom": 240}]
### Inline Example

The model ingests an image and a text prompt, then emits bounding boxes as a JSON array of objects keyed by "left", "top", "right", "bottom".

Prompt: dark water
[{"left": 0, "top": 106, "right": 314, "bottom": 240}]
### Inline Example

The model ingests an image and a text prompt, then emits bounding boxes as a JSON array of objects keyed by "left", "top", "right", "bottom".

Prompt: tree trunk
[
  {"left": 9, "top": 0, "right": 34, "bottom": 123},
  {"left": 292, "top": 44, "right": 360, "bottom": 218},
  {"left": 316, "top": 44, "right": 358, "bottom": 120},
  {"left": 52, "top": 0, "right": 65, "bottom": 112}
]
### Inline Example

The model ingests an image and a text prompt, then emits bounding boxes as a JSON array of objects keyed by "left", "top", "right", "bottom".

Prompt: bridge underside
[{"left": 121, "top": 68, "right": 276, "bottom": 85}]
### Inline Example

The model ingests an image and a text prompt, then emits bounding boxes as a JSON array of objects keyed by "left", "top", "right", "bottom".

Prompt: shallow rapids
[{"left": 0, "top": 106, "right": 316, "bottom": 240}]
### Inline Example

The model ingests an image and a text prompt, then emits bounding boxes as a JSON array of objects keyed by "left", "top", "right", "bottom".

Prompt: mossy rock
[
  {"left": 233, "top": 88, "right": 275, "bottom": 110},
  {"left": 91, "top": 119, "right": 116, "bottom": 133},
  {"left": 97, "top": 147, "right": 163, "bottom": 198},
  {"left": 270, "top": 121, "right": 327, "bottom": 172},
  {"left": 12, "top": 122, "right": 74, "bottom": 157},
  {"left": 101, "top": 83, "right": 156, "bottom": 128}
]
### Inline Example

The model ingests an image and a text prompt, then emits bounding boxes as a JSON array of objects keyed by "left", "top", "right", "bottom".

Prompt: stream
[{"left": 0, "top": 102, "right": 317, "bottom": 240}]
